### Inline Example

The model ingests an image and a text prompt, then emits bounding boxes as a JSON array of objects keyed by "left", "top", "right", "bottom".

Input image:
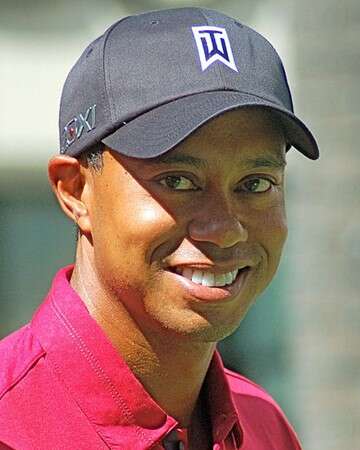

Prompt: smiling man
[{"left": 0, "top": 7, "right": 319, "bottom": 450}]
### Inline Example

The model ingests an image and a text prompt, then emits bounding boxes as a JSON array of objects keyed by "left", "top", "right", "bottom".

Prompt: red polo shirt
[{"left": 0, "top": 266, "right": 302, "bottom": 450}]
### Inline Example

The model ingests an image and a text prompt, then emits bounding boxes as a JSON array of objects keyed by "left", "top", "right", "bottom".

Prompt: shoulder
[
  {"left": 225, "top": 366, "right": 290, "bottom": 414},
  {"left": 225, "top": 367, "right": 280, "bottom": 403},
  {"left": 225, "top": 368, "right": 303, "bottom": 449},
  {"left": 0, "top": 324, "right": 45, "bottom": 400}
]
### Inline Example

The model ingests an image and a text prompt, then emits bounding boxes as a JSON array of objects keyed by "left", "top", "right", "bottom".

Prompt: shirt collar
[{"left": 31, "top": 265, "right": 243, "bottom": 449}]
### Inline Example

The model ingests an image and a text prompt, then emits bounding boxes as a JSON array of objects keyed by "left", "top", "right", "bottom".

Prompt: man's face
[{"left": 86, "top": 108, "right": 288, "bottom": 342}]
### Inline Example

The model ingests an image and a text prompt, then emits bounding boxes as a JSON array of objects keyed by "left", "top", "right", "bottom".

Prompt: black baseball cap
[{"left": 59, "top": 7, "right": 319, "bottom": 160}]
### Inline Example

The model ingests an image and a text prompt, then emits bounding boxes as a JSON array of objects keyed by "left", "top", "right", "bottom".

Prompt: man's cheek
[
  {"left": 126, "top": 203, "right": 177, "bottom": 250},
  {"left": 257, "top": 206, "right": 287, "bottom": 243}
]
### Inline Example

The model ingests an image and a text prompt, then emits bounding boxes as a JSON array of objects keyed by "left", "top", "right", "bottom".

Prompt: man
[{"left": 0, "top": 7, "right": 319, "bottom": 450}]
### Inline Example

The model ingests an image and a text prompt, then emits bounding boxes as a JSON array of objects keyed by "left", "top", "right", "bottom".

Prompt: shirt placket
[
  {"left": 162, "top": 428, "right": 188, "bottom": 450},
  {"left": 160, "top": 427, "right": 240, "bottom": 450}
]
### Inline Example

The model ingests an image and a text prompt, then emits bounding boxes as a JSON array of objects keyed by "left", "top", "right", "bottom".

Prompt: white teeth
[
  {"left": 176, "top": 267, "right": 240, "bottom": 287},
  {"left": 201, "top": 272, "right": 215, "bottom": 286},
  {"left": 215, "top": 273, "right": 226, "bottom": 286},
  {"left": 191, "top": 270, "right": 203, "bottom": 284},
  {"left": 224, "top": 272, "right": 233, "bottom": 284}
]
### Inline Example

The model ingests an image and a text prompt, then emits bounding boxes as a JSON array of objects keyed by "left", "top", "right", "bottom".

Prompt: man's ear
[{"left": 48, "top": 155, "right": 92, "bottom": 236}]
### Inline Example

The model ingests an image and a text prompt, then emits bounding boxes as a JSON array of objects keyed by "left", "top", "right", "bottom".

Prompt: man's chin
[
  {"left": 161, "top": 314, "right": 246, "bottom": 343},
  {"left": 188, "top": 321, "right": 245, "bottom": 343}
]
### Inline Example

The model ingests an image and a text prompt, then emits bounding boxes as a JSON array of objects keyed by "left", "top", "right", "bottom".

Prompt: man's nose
[{"left": 187, "top": 205, "right": 248, "bottom": 249}]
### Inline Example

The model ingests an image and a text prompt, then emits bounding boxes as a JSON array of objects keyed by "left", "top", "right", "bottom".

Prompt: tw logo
[
  {"left": 192, "top": 26, "right": 238, "bottom": 72},
  {"left": 61, "top": 104, "right": 96, "bottom": 153}
]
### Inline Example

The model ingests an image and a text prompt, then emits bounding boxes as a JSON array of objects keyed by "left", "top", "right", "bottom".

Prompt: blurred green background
[{"left": 1, "top": 1, "right": 359, "bottom": 449}]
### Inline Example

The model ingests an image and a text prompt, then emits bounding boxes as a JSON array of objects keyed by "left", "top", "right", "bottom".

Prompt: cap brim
[{"left": 102, "top": 90, "right": 319, "bottom": 160}]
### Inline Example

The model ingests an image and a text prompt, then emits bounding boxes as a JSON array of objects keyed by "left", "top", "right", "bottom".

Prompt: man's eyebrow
[
  {"left": 151, "top": 153, "right": 209, "bottom": 169},
  {"left": 246, "top": 155, "right": 287, "bottom": 169},
  {"left": 150, "top": 152, "right": 287, "bottom": 170}
]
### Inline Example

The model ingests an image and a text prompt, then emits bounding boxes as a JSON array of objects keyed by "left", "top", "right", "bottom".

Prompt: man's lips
[{"left": 165, "top": 266, "right": 252, "bottom": 303}]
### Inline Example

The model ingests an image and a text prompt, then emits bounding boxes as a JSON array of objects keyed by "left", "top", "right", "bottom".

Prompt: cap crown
[{"left": 59, "top": 7, "right": 293, "bottom": 156}]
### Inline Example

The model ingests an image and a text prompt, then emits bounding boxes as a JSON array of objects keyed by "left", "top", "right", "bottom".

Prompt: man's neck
[{"left": 70, "top": 251, "right": 216, "bottom": 427}]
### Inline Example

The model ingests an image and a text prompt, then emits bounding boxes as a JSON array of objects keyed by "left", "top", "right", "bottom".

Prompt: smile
[
  {"left": 174, "top": 267, "right": 240, "bottom": 287},
  {"left": 167, "top": 266, "right": 252, "bottom": 303}
]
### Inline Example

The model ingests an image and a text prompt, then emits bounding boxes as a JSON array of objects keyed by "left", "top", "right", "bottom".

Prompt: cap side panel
[
  {"left": 59, "top": 35, "right": 109, "bottom": 155},
  {"left": 244, "top": 25, "right": 293, "bottom": 111},
  {"left": 103, "top": 16, "right": 132, "bottom": 123}
]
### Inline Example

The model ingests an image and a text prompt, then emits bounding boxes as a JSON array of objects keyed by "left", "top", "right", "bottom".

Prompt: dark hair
[{"left": 80, "top": 142, "right": 104, "bottom": 173}]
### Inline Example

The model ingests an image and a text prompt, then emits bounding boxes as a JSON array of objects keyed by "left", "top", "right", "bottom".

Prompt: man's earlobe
[{"left": 48, "top": 155, "right": 92, "bottom": 235}]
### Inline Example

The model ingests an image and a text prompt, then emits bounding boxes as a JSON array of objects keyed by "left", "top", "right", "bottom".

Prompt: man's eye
[
  {"left": 242, "top": 177, "right": 274, "bottom": 193},
  {"left": 159, "top": 175, "right": 198, "bottom": 191}
]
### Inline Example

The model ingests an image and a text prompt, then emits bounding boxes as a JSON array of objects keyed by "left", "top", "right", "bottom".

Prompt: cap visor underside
[{"left": 102, "top": 91, "right": 319, "bottom": 160}]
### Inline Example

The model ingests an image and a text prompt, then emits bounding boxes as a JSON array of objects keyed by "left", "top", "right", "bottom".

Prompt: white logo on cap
[
  {"left": 61, "top": 104, "right": 96, "bottom": 153},
  {"left": 192, "top": 26, "right": 238, "bottom": 72}
]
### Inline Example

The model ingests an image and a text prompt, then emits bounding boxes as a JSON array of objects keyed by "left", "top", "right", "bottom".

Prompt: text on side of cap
[
  {"left": 192, "top": 26, "right": 238, "bottom": 72},
  {"left": 60, "top": 104, "right": 96, "bottom": 154}
]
